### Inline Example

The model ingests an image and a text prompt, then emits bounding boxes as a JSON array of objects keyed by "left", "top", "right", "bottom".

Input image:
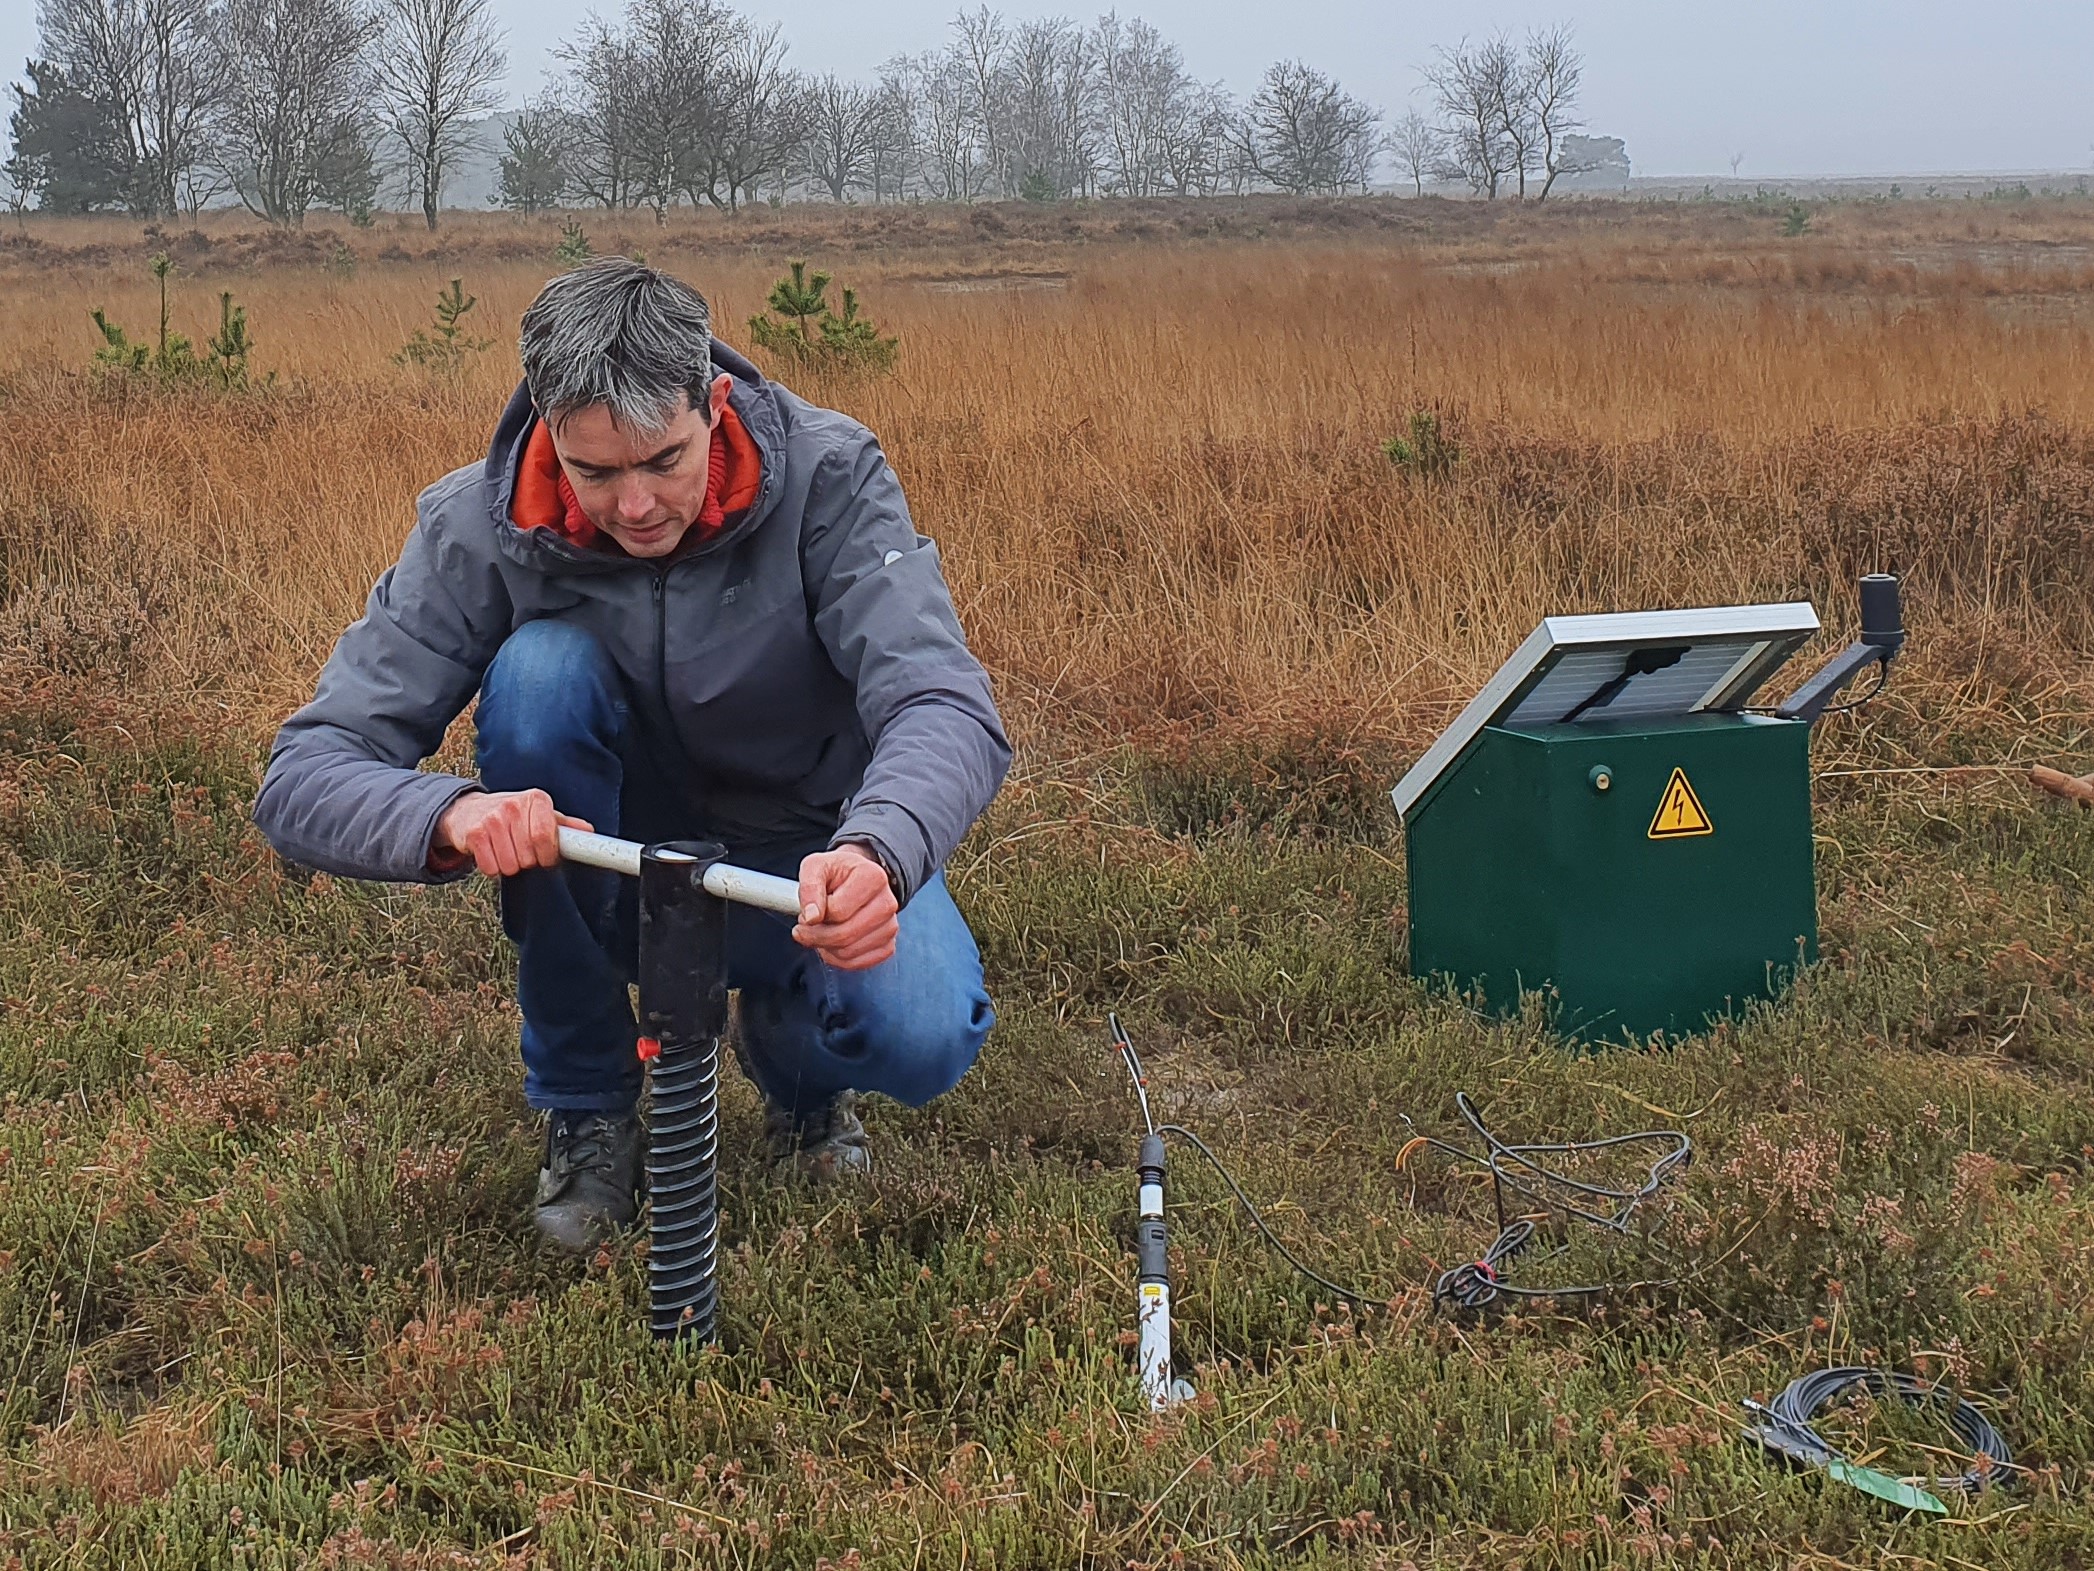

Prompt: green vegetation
[
  {"left": 1381, "top": 408, "right": 1460, "bottom": 479},
  {"left": 0, "top": 689, "right": 2091, "bottom": 1565},
  {"left": 553, "top": 218, "right": 593, "bottom": 269},
  {"left": 90, "top": 254, "right": 260, "bottom": 390},
  {"left": 748, "top": 260, "right": 900, "bottom": 374},
  {"left": 394, "top": 278, "right": 494, "bottom": 373}
]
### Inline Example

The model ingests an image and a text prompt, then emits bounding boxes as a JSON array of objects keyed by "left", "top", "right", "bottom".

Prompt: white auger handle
[{"left": 555, "top": 828, "right": 805, "bottom": 918}]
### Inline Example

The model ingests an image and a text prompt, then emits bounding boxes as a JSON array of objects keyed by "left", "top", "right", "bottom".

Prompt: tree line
[
  {"left": 4, "top": 0, "right": 1600, "bottom": 223},
  {"left": 6, "top": 0, "right": 504, "bottom": 225}
]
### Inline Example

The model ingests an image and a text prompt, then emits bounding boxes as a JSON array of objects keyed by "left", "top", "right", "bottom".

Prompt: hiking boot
[
  {"left": 766, "top": 1091, "right": 873, "bottom": 1181},
  {"left": 534, "top": 1109, "right": 641, "bottom": 1251}
]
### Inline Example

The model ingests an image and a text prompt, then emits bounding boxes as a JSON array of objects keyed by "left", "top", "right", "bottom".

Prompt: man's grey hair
[{"left": 519, "top": 257, "right": 717, "bottom": 434}]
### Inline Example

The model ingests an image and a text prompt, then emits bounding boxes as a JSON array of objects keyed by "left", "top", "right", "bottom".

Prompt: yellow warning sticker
[{"left": 1648, "top": 767, "right": 1714, "bottom": 839}]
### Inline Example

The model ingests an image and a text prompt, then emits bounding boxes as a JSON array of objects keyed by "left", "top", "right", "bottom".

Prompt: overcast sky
[{"left": 4, "top": 1, "right": 2089, "bottom": 179}]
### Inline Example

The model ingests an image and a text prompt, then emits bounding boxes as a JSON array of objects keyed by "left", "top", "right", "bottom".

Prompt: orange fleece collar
[{"left": 510, "top": 398, "right": 762, "bottom": 551}]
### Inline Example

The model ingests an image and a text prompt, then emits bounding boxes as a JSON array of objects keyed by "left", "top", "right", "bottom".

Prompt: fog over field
[{"left": 1, "top": 0, "right": 2090, "bottom": 179}]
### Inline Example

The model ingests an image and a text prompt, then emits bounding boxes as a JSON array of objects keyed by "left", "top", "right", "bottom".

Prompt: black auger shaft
[
  {"left": 554, "top": 828, "right": 801, "bottom": 1344},
  {"left": 637, "top": 841, "right": 730, "bottom": 1343}
]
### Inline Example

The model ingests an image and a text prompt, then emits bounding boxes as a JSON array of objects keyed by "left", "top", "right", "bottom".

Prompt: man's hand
[
  {"left": 433, "top": 790, "right": 593, "bottom": 878},
  {"left": 793, "top": 845, "right": 898, "bottom": 971}
]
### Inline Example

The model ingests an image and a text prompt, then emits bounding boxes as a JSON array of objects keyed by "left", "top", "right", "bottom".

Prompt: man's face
[{"left": 548, "top": 379, "right": 727, "bottom": 559}]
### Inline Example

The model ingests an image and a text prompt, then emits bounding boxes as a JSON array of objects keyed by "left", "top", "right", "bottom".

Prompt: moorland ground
[{"left": 0, "top": 195, "right": 2092, "bottom": 1567}]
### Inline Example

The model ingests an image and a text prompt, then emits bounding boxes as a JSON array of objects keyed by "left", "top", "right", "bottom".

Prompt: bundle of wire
[
  {"left": 1111, "top": 1020, "right": 1690, "bottom": 1314},
  {"left": 1747, "top": 1367, "right": 2015, "bottom": 1497},
  {"left": 1397, "top": 1092, "right": 1692, "bottom": 1312}
]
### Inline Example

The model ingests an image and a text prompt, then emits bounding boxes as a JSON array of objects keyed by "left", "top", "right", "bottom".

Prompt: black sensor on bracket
[{"left": 1775, "top": 574, "right": 1905, "bottom": 724}]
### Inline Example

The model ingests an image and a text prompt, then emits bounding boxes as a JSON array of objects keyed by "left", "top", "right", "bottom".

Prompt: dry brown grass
[
  {"left": 3, "top": 198, "right": 2093, "bottom": 765},
  {"left": 8, "top": 200, "right": 2094, "bottom": 1569}
]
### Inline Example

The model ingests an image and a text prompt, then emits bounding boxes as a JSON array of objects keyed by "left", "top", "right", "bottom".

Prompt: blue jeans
[{"left": 474, "top": 618, "right": 994, "bottom": 1118}]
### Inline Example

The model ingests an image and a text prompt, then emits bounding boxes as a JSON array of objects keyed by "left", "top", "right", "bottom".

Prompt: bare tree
[
  {"left": 1241, "top": 60, "right": 1378, "bottom": 195},
  {"left": 866, "top": 61, "right": 917, "bottom": 201},
  {"left": 33, "top": 0, "right": 230, "bottom": 214},
  {"left": 369, "top": 0, "right": 506, "bottom": 230},
  {"left": 865, "top": 8, "right": 1240, "bottom": 205},
  {"left": 708, "top": 20, "right": 802, "bottom": 209},
  {"left": 948, "top": 5, "right": 1006, "bottom": 197},
  {"left": 1157, "top": 79, "right": 1231, "bottom": 195},
  {"left": 630, "top": 0, "right": 734, "bottom": 217},
  {"left": 1095, "top": 12, "right": 1226, "bottom": 198},
  {"left": 906, "top": 46, "right": 985, "bottom": 200},
  {"left": 1526, "top": 23, "right": 1584, "bottom": 200},
  {"left": 1387, "top": 106, "right": 1440, "bottom": 196},
  {"left": 803, "top": 72, "right": 881, "bottom": 200},
  {"left": 1092, "top": 12, "right": 1158, "bottom": 196},
  {"left": 1491, "top": 36, "right": 1541, "bottom": 198},
  {"left": 549, "top": 17, "right": 641, "bottom": 208},
  {"left": 1049, "top": 17, "right": 1098, "bottom": 197},
  {"left": 997, "top": 14, "right": 1091, "bottom": 198},
  {"left": 1425, "top": 36, "right": 1515, "bottom": 198},
  {"left": 215, "top": 0, "right": 378, "bottom": 224}
]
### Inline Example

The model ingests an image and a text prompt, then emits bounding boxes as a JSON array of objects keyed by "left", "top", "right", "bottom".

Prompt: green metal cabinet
[{"left": 1406, "top": 712, "right": 1816, "bottom": 1041}]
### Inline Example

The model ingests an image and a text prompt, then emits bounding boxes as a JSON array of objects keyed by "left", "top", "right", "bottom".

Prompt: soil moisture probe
[
  {"left": 1110, "top": 1014, "right": 1195, "bottom": 1411},
  {"left": 555, "top": 828, "right": 802, "bottom": 1343},
  {"left": 1110, "top": 1017, "right": 1388, "bottom": 1407}
]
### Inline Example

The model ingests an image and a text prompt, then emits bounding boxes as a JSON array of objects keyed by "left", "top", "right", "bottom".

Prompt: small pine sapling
[
  {"left": 396, "top": 278, "right": 495, "bottom": 372},
  {"left": 1382, "top": 409, "right": 1460, "bottom": 479},
  {"left": 90, "top": 309, "right": 168, "bottom": 376},
  {"left": 748, "top": 262, "right": 899, "bottom": 375},
  {"left": 747, "top": 260, "right": 832, "bottom": 359},
  {"left": 89, "top": 253, "right": 265, "bottom": 390},
  {"left": 817, "top": 287, "right": 899, "bottom": 372},
  {"left": 555, "top": 219, "right": 592, "bottom": 268},
  {"left": 93, "top": 253, "right": 198, "bottom": 379},
  {"left": 203, "top": 292, "right": 256, "bottom": 389}
]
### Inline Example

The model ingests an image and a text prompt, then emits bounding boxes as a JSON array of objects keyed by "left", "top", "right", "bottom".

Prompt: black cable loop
[{"left": 1750, "top": 1367, "right": 2017, "bottom": 1496}]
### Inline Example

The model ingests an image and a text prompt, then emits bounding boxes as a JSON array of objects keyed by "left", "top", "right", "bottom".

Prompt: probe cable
[
  {"left": 1156, "top": 1121, "right": 1385, "bottom": 1307},
  {"left": 1111, "top": 1020, "right": 1690, "bottom": 1314},
  {"left": 1111, "top": 1015, "right": 1382, "bottom": 1306},
  {"left": 1744, "top": 1366, "right": 2017, "bottom": 1502},
  {"left": 1398, "top": 1093, "right": 1691, "bottom": 1311}
]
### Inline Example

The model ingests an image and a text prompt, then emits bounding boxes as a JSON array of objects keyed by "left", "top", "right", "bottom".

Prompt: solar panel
[{"left": 1390, "top": 603, "right": 1820, "bottom": 820}]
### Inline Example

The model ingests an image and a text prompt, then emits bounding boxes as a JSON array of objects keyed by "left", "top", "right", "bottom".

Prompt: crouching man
[{"left": 254, "top": 258, "right": 1008, "bottom": 1248}]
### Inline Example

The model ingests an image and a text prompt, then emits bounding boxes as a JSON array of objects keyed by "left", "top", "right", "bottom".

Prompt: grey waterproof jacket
[{"left": 252, "top": 342, "right": 1009, "bottom": 905}]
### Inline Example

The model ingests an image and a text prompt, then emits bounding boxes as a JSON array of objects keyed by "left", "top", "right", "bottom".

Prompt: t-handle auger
[{"left": 554, "top": 828, "right": 802, "bottom": 1343}]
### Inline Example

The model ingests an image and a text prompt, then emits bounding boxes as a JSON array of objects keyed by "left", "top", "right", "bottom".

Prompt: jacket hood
[{"left": 482, "top": 338, "right": 786, "bottom": 572}]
